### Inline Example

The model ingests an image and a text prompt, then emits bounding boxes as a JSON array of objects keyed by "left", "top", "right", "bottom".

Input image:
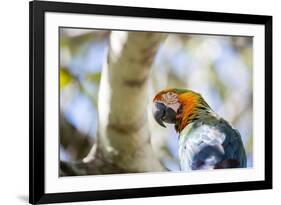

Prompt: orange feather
[{"left": 177, "top": 92, "right": 199, "bottom": 132}]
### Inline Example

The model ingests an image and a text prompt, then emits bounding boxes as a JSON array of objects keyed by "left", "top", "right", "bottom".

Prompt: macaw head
[{"left": 152, "top": 88, "right": 211, "bottom": 132}]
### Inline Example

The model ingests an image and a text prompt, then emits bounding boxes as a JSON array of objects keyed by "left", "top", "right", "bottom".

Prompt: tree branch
[{"left": 81, "top": 31, "right": 167, "bottom": 174}]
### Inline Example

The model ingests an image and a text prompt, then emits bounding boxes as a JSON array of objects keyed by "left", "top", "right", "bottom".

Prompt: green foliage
[
  {"left": 60, "top": 68, "right": 73, "bottom": 89},
  {"left": 246, "top": 136, "right": 253, "bottom": 153},
  {"left": 85, "top": 72, "right": 101, "bottom": 84},
  {"left": 60, "top": 32, "right": 96, "bottom": 55}
]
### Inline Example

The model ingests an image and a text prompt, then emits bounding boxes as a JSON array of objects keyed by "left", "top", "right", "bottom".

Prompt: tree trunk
[{"left": 81, "top": 31, "right": 167, "bottom": 174}]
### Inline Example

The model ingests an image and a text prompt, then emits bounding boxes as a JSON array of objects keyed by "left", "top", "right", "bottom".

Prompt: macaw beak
[{"left": 153, "top": 102, "right": 177, "bottom": 128}]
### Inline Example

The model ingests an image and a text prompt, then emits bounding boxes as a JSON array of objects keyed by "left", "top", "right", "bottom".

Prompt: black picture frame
[{"left": 29, "top": 0, "right": 272, "bottom": 204}]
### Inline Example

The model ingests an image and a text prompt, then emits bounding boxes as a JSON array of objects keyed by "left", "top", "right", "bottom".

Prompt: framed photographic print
[{"left": 29, "top": 0, "right": 272, "bottom": 204}]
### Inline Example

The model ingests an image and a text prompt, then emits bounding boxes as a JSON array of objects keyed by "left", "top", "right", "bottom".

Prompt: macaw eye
[{"left": 167, "top": 92, "right": 172, "bottom": 98}]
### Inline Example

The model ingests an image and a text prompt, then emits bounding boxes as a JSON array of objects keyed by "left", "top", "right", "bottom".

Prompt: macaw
[{"left": 152, "top": 88, "right": 247, "bottom": 171}]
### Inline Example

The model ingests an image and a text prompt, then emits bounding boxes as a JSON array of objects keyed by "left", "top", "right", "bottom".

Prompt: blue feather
[{"left": 178, "top": 117, "right": 247, "bottom": 171}]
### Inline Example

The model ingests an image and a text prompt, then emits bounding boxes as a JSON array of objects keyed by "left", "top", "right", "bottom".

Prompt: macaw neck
[
  {"left": 175, "top": 95, "right": 215, "bottom": 133},
  {"left": 178, "top": 121, "right": 194, "bottom": 142},
  {"left": 176, "top": 108, "right": 219, "bottom": 134}
]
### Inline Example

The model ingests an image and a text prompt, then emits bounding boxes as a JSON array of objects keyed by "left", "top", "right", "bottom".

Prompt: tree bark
[{"left": 81, "top": 31, "right": 167, "bottom": 174}]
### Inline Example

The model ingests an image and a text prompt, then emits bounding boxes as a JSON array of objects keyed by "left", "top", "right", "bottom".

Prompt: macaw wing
[{"left": 179, "top": 120, "right": 246, "bottom": 171}]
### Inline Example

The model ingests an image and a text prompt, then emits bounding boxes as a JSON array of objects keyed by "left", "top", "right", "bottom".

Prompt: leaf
[
  {"left": 60, "top": 68, "right": 73, "bottom": 89},
  {"left": 60, "top": 32, "right": 98, "bottom": 55},
  {"left": 246, "top": 136, "right": 253, "bottom": 153},
  {"left": 85, "top": 72, "right": 101, "bottom": 84}
]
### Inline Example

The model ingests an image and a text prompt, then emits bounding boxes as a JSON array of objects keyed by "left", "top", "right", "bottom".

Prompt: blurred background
[{"left": 59, "top": 28, "right": 253, "bottom": 171}]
